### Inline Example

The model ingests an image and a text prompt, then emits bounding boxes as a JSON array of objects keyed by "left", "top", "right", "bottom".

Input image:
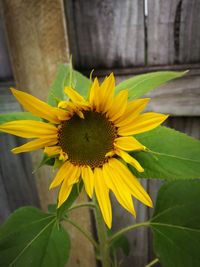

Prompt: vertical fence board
[
  {"left": 179, "top": 0, "right": 200, "bottom": 63},
  {"left": 147, "top": 0, "right": 180, "bottom": 65},
  {"left": 65, "top": 0, "right": 145, "bottom": 69},
  {"left": 0, "top": 6, "right": 12, "bottom": 80},
  {"left": 147, "top": 0, "right": 200, "bottom": 65}
]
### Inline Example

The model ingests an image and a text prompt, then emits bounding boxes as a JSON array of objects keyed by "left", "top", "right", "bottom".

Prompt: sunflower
[{"left": 0, "top": 73, "right": 168, "bottom": 228}]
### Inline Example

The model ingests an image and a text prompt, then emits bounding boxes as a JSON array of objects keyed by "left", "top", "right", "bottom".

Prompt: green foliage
[
  {"left": 47, "top": 64, "right": 69, "bottom": 106},
  {"left": 72, "top": 69, "right": 92, "bottom": 98},
  {"left": 150, "top": 180, "right": 200, "bottom": 267},
  {"left": 48, "top": 64, "right": 91, "bottom": 106},
  {"left": 110, "top": 233, "right": 130, "bottom": 256},
  {"left": 32, "top": 154, "right": 55, "bottom": 174},
  {"left": 130, "top": 126, "right": 200, "bottom": 179},
  {"left": 0, "top": 207, "right": 70, "bottom": 267},
  {"left": 115, "top": 71, "right": 187, "bottom": 100},
  {"left": 0, "top": 112, "right": 41, "bottom": 124}
]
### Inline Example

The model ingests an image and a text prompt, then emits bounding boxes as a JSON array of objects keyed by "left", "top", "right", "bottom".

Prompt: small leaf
[
  {"left": 0, "top": 207, "right": 70, "bottom": 267},
  {"left": 48, "top": 65, "right": 91, "bottom": 106},
  {"left": 115, "top": 71, "right": 187, "bottom": 100},
  {"left": 48, "top": 64, "right": 69, "bottom": 106},
  {"left": 150, "top": 180, "right": 200, "bottom": 267},
  {"left": 33, "top": 154, "right": 55, "bottom": 174},
  {"left": 130, "top": 126, "right": 200, "bottom": 180},
  {"left": 0, "top": 112, "right": 41, "bottom": 124},
  {"left": 72, "top": 69, "right": 92, "bottom": 98}
]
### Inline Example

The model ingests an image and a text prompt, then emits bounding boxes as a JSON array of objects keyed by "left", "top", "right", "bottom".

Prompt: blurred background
[{"left": 0, "top": 1, "right": 200, "bottom": 266}]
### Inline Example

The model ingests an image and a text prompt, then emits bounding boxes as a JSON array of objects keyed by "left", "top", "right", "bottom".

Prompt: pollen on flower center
[{"left": 58, "top": 110, "right": 117, "bottom": 168}]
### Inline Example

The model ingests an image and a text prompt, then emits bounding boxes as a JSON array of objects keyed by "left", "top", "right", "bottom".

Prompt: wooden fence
[{"left": 0, "top": 0, "right": 200, "bottom": 266}]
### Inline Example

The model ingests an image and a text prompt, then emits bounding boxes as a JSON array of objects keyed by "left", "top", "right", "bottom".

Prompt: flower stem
[
  {"left": 94, "top": 198, "right": 110, "bottom": 267},
  {"left": 108, "top": 221, "right": 150, "bottom": 245},
  {"left": 145, "top": 258, "right": 159, "bottom": 267},
  {"left": 67, "top": 202, "right": 96, "bottom": 212},
  {"left": 65, "top": 218, "right": 98, "bottom": 249}
]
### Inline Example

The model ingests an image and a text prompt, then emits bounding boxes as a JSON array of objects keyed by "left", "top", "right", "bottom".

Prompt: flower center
[{"left": 58, "top": 111, "right": 117, "bottom": 168}]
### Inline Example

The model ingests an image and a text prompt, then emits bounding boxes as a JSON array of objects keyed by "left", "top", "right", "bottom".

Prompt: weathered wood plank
[
  {"left": 147, "top": 0, "right": 200, "bottom": 65},
  {"left": 146, "top": 72, "right": 200, "bottom": 116},
  {"left": 0, "top": 6, "right": 12, "bottom": 80},
  {"left": 65, "top": 0, "right": 145, "bottom": 69},
  {"left": 179, "top": 0, "right": 200, "bottom": 63},
  {"left": 82, "top": 63, "right": 200, "bottom": 76},
  {"left": 147, "top": 0, "right": 180, "bottom": 65}
]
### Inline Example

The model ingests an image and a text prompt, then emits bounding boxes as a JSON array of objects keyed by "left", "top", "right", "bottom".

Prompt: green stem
[
  {"left": 108, "top": 221, "right": 150, "bottom": 245},
  {"left": 65, "top": 218, "right": 98, "bottom": 249},
  {"left": 94, "top": 198, "right": 110, "bottom": 267},
  {"left": 67, "top": 202, "right": 96, "bottom": 213},
  {"left": 145, "top": 258, "right": 159, "bottom": 267}
]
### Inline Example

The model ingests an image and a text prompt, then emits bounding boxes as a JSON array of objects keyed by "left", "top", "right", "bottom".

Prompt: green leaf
[
  {"left": 0, "top": 207, "right": 70, "bottom": 267},
  {"left": 48, "top": 65, "right": 91, "bottom": 106},
  {"left": 150, "top": 180, "right": 200, "bottom": 267},
  {"left": 56, "top": 182, "right": 83, "bottom": 221},
  {"left": 33, "top": 154, "right": 55, "bottom": 174},
  {"left": 115, "top": 71, "right": 187, "bottom": 100},
  {"left": 0, "top": 112, "right": 41, "bottom": 124},
  {"left": 72, "top": 69, "right": 92, "bottom": 98},
  {"left": 48, "top": 64, "right": 70, "bottom": 106},
  {"left": 130, "top": 126, "right": 200, "bottom": 179},
  {"left": 110, "top": 233, "right": 130, "bottom": 256}
]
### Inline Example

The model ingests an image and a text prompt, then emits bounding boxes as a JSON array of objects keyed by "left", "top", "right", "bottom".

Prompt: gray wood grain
[
  {"left": 147, "top": 0, "right": 180, "bottom": 65},
  {"left": 147, "top": 0, "right": 200, "bottom": 65},
  {"left": 0, "top": 8, "right": 12, "bottom": 80},
  {"left": 65, "top": 0, "right": 145, "bottom": 69},
  {"left": 179, "top": 0, "right": 200, "bottom": 63}
]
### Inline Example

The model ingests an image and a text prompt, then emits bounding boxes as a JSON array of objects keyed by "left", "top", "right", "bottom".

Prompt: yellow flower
[{"left": 0, "top": 73, "right": 168, "bottom": 228}]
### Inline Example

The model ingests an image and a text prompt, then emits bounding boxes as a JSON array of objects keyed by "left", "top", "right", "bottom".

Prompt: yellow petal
[
  {"left": 64, "top": 86, "right": 87, "bottom": 104},
  {"left": 89, "top": 78, "right": 100, "bottom": 108},
  {"left": 109, "top": 158, "right": 153, "bottom": 207},
  {"left": 58, "top": 101, "right": 68, "bottom": 109},
  {"left": 94, "top": 167, "right": 112, "bottom": 228},
  {"left": 12, "top": 138, "right": 57, "bottom": 154},
  {"left": 103, "top": 163, "right": 136, "bottom": 216},
  {"left": 44, "top": 146, "right": 62, "bottom": 156},
  {"left": 57, "top": 165, "right": 81, "bottom": 208},
  {"left": 115, "top": 136, "right": 145, "bottom": 151},
  {"left": 116, "top": 149, "right": 144, "bottom": 172},
  {"left": 44, "top": 146, "right": 68, "bottom": 161},
  {"left": 107, "top": 90, "right": 128, "bottom": 121},
  {"left": 118, "top": 112, "right": 169, "bottom": 136},
  {"left": 81, "top": 165, "right": 94, "bottom": 198},
  {"left": 57, "top": 181, "right": 73, "bottom": 208},
  {"left": 100, "top": 73, "right": 115, "bottom": 112},
  {"left": 49, "top": 161, "right": 73, "bottom": 189},
  {"left": 0, "top": 120, "right": 57, "bottom": 138},
  {"left": 11, "top": 88, "right": 64, "bottom": 123},
  {"left": 115, "top": 98, "right": 150, "bottom": 126}
]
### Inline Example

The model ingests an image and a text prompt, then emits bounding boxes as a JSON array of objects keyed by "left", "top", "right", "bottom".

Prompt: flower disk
[
  {"left": 58, "top": 111, "right": 117, "bottom": 168},
  {"left": 0, "top": 73, "right": 169, "bottom": 228}
]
